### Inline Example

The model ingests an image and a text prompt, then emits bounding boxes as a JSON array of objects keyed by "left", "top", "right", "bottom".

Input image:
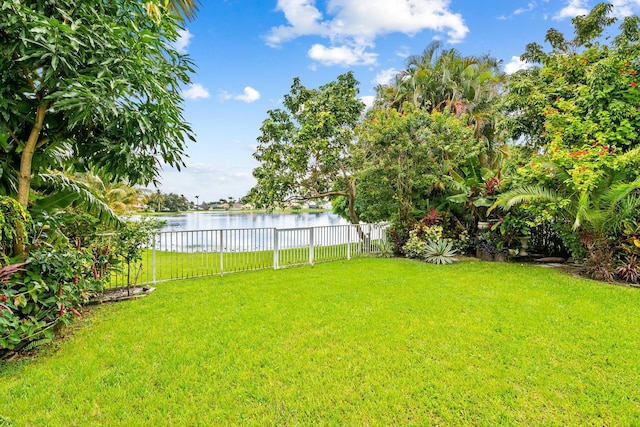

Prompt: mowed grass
[
  {"left": 2, "top": 258, "right": 640, "bottom": 425},
  {"left": 110, "top": 243, "right": 371, "bottom": 286}
]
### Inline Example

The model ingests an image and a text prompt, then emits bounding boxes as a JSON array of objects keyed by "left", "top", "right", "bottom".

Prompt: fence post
[
  {"left": 152, "top": 232, "right": 157, "bottom": 284},
  {"left": 219, "top": 229, "right": 224, "bottom": 276},
  {"left": 309, "top": 227, "right": 314, "bottom": 265},
  {"left": 273, "top": 228, "right": 279, "bottom": 269},
  {"left": 347, "top": 225, "right": 351, "bottom": 260}
]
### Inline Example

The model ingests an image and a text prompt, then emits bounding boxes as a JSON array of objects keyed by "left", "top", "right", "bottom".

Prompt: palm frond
[
  {"left": 491, "top": 185, "right": 560, "bottom": 212},
  {"left": 601, "top": 177, "right": 640, "bottom": 210},
  {"left": 167, "top": 0, "right": 201, "bottom": 22},
  {"left": 33, "top": 173, "right": 123, "bottom": 227}
]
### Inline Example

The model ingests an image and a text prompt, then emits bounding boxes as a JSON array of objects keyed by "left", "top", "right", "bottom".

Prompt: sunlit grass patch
[{"left": 2, "top": 258, "right": 640, "bottom": 425}]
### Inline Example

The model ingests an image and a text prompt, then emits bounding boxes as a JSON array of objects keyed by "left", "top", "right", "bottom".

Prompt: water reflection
[{"left": 158, "top": 211, "right": 349, "bottom": 232}]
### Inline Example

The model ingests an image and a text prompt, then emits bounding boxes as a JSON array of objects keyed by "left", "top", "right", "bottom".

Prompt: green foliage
[
  {"left": 357, "top": 104, "right": 482, "bottom": 226},
  {"left": 1, "top": 243, "right": 104, "bottom": 352},
  {"left": 401, "top": 219, "right": 466, "bottom": 262},
  {"left": 446, "top": 156, "right": 507, "bottom": 222},
  {"left": 250, "top": 72, "right": 364, "bottom": 223},
  {"left": 111, "top": 218, "right": 162, "bottom": 288},
  {"left": 0, "top": 196, "right": 32, "bottom": 258},
  {"left": 375, "top": 41, "right": 505, "bottom": 154},
  {"left": 0, "top": 0, "right": 194, "bottom": 205},
  {"left": 502, "top": 3, "right": 640, "bottom": 154},
  {"left": 157, "top": 193, "right": 191, "bottom": 212},
  {"left": 423, "top": 239, "right": 458, "bottom": 264},
  {"left": 494, "top": 3, "right": 640, "bottom": 278},
  {"left": 0, "top": 212, "right": 160, "bottom": 352}
]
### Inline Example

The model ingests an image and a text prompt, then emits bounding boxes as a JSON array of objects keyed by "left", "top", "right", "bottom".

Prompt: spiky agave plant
[{"left": 423, "top": 239, "right": 458, "bottom": 264}]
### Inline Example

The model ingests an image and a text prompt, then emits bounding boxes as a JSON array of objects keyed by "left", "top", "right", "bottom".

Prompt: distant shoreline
[{"left": 138, "top": 208, "right": 332, "bottom": 216}]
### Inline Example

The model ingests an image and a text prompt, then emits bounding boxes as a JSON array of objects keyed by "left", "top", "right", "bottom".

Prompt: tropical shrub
[
  {"left": 423, "top": 239, "right": 458, "bottom": 265},
  {"left": 401, "top": 215, "right": 466, "bottom": 262},
  {"left": 0, "top": 211, "right": 162, "bottom": 354},
  {"left": 110, "top": 218, "right": 162, "bottom": 290},
  {"left": 615, "top": 256, "right": 640, "bottom": 284},
  {"left": 1, "top": 243, "right": 104, "bottom": 353}
]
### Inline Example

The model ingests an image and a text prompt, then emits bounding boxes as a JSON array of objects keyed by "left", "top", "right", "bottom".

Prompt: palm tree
[
  {"left": 491, "top": 170, "right": 640, "bottom": 234},
  {"left": 378, "top": 42, "right": 504, "bottom": 118},
  {"left": 375, "top": 43, "right": 506, "bottom": 166},
  {"left": 145, "top": 0, "right": 201, "bottom": 22},
  {"left": 167, "top": 0, "right": 200, "bottom": 21}
]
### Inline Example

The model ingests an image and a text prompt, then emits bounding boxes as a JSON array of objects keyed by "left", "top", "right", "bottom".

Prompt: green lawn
[
  {"left": 2, "top": 258, "right": 640, "bottom": 425},
  {"left": 109, "top": 243, "right": 375, "bottom": 286}
]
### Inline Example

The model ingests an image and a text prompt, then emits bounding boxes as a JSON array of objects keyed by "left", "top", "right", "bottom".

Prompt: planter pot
[{"left": 518, "top": 236, "right": 531, "bottom": 256}]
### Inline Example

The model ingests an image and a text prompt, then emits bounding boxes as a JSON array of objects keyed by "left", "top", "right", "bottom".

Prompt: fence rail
[{"left": 110, "top": 223, "right": 390, "bottom": 286}]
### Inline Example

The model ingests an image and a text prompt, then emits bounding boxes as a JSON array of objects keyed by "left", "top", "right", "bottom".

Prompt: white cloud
[
  {"left": 182, "top": 83, "right": 210, "bottom": 100},
  {"left": 308, "top": 43, "right": 377, "bottom": 66},
  {"left": 235, "top": 87, "right": 261, "bottom": 103},
  {"left": 610, "top": 0, "right": 640, "bottom": 17},
  {"left": 266, "top": 0, "right": 469, "bottom": 67},
  {"left": 219, "top": 87, "right": 261, "bottom": 103},
  {"left": 553, "top": 0, "right": 589, "bottom": 20},
  {"left": 373, "top": 68, "right": 399, "bottom": 86},
  {"left": 504, "top": 56, "right": 532, "bottom": 74},
  {"left": 158, "top": 162, "right": 255, "bottom": 201},
  {"left": 360, "top": 95, "right": 375, "bottom": 109},
  {"left": 173, "top": 29, "right": 193, "bottom": 54},
  {"left": 514, "top": 1, "right": 537, "bottom": 15}
]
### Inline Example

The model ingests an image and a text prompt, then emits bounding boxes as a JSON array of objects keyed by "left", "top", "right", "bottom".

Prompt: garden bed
[{"left": 89, "top": 285, "right": 156, "bottom": 304}]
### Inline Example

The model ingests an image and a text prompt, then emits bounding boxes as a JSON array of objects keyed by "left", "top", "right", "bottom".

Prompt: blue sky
[{"left": 157, "top": 0, "right": 640, "bottom": 204}]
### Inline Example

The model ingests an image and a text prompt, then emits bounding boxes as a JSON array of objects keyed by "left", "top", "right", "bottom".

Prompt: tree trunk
[
  {"left": 17, "top": 103, "right": 48, "bottom": 207},
  {"left": 13, "top": 103, "right": 47, "bottom": 255},
  {"left": 346, "top": 180, "right": 369, "bottom": 245}
]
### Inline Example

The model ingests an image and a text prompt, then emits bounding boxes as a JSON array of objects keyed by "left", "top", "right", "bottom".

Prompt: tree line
[{"left": 249, "top": 3, "right": 640, "bottom": 282}]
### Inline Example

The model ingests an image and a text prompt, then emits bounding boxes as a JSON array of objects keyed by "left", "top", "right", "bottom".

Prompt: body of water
[{"left": 156, "top": 211, "right": 349, "bottom": 232}]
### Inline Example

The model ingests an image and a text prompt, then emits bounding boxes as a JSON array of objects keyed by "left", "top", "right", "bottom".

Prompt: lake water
[{"left": 157, "top": 211, "right": 349, "bottom": 232}]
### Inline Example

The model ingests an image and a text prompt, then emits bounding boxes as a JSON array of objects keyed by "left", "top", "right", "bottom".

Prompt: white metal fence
[{"left": 111, "top": 223, "right": 390, "bottom": 286}]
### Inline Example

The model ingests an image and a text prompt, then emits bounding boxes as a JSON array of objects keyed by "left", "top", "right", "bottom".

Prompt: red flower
[
  {"left": 632, "top": 82, "right": 637, "bottom": 87},
  {"left": 0, "top": 295, "right": 7, "bottom": 302}
]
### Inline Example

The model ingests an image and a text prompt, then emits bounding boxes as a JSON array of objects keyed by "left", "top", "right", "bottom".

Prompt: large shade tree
[
  {"left": 501, "top": 2, "right": 639, "bottom": 155},
  {"left": 499, "top": 2, "right": 640, "bottom": 209},
  {"left": 0, "top": 0, "right": 195, "bottom": 209},
  {"left": 249, "top": 72, "right": 365, "bottom": 224},
  {"left": 494, "top": 2, "right": 640, "bottom": 274},
  {"left": 355, "top": 103, "right": 484, "bottom": 226}
]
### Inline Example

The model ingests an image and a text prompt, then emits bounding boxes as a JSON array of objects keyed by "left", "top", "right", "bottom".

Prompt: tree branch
[
  {"left": 36, "top": 130, "right": 64, "bottom": 149},
  {"left": 8, "top": 128, "right": 24, "bottom": 148},
  {"left": 13, "top": 52, "right": 40, "bottom": 101}
]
